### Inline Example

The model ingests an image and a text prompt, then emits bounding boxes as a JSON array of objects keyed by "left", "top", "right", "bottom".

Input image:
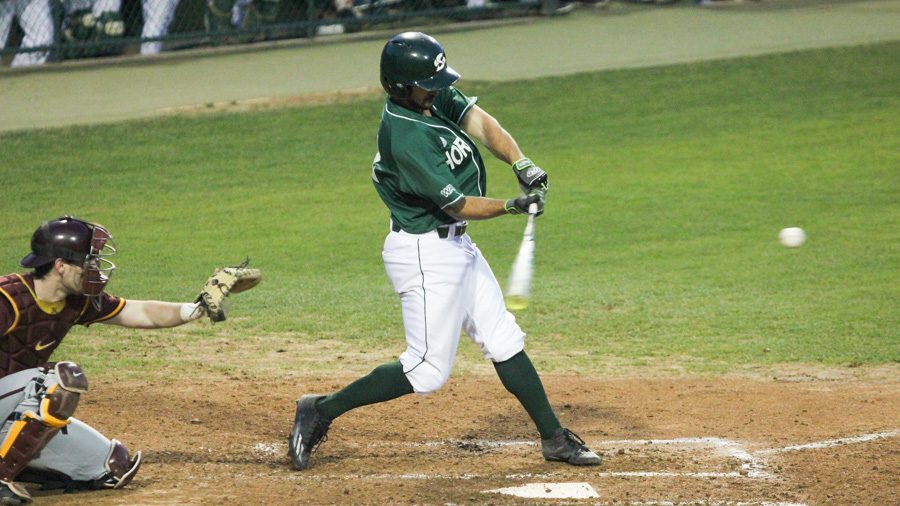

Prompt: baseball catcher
[{"left": 0, "top": 216, "right": 260, "bottom": 504}]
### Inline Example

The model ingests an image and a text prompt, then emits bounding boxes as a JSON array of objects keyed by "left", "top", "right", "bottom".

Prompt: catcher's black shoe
[
  {"left": 541, "top": 427, "right": 602, "bottom": 466},
  {"left": 288, "top": 395, "right": 332, "bottom": 470},
  {"left": 0, "top": 480, "right": 31, "bottom": 505}
]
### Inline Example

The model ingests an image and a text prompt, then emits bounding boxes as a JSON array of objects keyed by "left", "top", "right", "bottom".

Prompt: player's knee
[
  {"left": 40, "top": 361, "right": 88, "bottom": 426},
  {"left": 413, "top": 369, "right": 450, "bottom": 394}
]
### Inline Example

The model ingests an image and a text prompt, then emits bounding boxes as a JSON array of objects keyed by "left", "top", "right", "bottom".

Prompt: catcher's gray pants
[{"left": 0, "top": 367, "right": 117, "bottom": 482}]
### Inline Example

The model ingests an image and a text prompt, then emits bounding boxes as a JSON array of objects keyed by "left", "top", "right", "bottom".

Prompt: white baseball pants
[{"left": 383, "top": 228, "right": 525, "bottom": 394}]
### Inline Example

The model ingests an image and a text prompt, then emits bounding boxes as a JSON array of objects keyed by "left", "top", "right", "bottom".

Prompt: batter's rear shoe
[
  {"left": 541, "top": 428, "right": 602, "bottom": 466},
  {"left": 288, "top": 395, "right": 332, "bottom": 470},
  {"left": 0, "top": 480, "right": 31, "bottom": 505}
]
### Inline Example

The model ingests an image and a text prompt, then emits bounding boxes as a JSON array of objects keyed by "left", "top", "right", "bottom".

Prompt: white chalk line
[
  {"left": 254, "top": 432, "right": 896, "bottom": 506},
  {"left": 755, "top": 430, "right": 898, "bottom": 455},
  {"left": 487, "top": 482, "right": 600, "bottom": 499},
  {"left": 599, "top": 502, "right": 807, "bottom": 506},
  {"left": 253, "top": 429, "right": 899, "bottom": 482}
]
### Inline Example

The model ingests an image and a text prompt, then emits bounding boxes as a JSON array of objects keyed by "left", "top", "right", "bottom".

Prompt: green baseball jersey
[{"left": 372, "top": 87, "right": 487, "bottom": 234}]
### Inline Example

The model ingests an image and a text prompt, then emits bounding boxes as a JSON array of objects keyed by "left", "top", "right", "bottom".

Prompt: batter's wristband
[{"left": 512, "top": 158, "right": 533, "bottom": 171}]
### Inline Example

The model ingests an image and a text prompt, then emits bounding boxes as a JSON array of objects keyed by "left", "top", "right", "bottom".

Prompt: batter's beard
[{"left": 392, "top": 96, "right": 435, "bottom": 115}]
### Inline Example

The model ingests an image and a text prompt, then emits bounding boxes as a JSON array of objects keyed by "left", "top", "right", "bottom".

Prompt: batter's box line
[
  {"left": 619, "top": 503, "right": 806, "bottom": 506},
  {"left": 253, "top": 429, "right": 899, "bottom": 482},
  {"left": 753, "top": 429, "right": 898, "bottom": 455}
]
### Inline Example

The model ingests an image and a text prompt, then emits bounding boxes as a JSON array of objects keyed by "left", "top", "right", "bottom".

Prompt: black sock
[
  {"left": 315, "top": 361, "right": 414, "bottom": 420},
  {"left": 493, "top": 350, "right": 561, "bottom": 440}
]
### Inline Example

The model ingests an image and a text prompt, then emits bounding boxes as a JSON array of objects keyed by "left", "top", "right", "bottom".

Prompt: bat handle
[{"left": 527, "top": 202, "right": 538, "bottom": 215}]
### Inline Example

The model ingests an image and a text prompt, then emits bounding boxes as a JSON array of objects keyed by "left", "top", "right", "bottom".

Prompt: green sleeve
[
  {"left": 394, "top": 134, "right": 465, "bottom": 210},
  {"left": 434, "top": 87, "right": 478, "bottom": 125}
]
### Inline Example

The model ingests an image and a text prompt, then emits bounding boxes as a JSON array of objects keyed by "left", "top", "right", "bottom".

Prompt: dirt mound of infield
[{"left": 30, "top": 374, "right": 899, "bottom": 505}]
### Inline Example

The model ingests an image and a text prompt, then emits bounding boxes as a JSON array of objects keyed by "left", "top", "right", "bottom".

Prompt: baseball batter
[
  {"left": 0, "top": 216, "right": 220, "bottom": 505},
  {"left": 289, "top": 32, "right": 601, "bottom": 470}
]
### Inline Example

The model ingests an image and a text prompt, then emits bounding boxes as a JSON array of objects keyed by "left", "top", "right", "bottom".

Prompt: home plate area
[
  {"left": 265, "top": 429, "right": 898, "bottom": 505},
  {"left": 482, "top": 431, "right": 898, "bottom": 504}
]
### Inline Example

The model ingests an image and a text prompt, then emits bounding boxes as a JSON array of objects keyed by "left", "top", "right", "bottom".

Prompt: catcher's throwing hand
[
  {"left": 505, "top": 192, "right": 545, "bottom": 216},
  {"left": 196, "top": 259, "right": 262, "bottom": 322},
  {"left": 512, "top": 158, "right": 549, "bottom": 194}
]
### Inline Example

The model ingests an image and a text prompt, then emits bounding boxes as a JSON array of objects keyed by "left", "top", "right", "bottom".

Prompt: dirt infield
[{"left": 28, "top": 372, "right": 899, "bottom": 505}]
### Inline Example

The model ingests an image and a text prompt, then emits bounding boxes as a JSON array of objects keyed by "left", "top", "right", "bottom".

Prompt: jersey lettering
[
  {"left": 443, "top": 136, "right": 473, "bottom": 171},
  {"left": 440, "top": 184, "right": 456, "bottom": 198}
]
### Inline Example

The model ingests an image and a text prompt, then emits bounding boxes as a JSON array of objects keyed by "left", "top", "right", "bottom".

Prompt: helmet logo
[{"left": 433, "top": 53, "right": 446, "bottom": 72}]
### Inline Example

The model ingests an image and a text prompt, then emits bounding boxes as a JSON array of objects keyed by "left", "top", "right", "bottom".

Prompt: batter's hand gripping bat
[{"left": 505, "top": 203, "right": 538, "bottom": 311}]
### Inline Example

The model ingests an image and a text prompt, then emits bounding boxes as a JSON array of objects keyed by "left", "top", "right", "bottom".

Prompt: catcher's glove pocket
[{"left": 196, "top": 258, "right": 262, "bottom": 322}]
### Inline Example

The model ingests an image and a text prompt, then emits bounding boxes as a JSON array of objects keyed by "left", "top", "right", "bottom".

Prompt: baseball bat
[{"left": 505, "top": 203, "right": 538, "bottom": 311}]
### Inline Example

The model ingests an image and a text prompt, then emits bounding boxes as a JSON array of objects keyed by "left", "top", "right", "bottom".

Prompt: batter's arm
[
  {"left": 460, "top": 105, "right": 524, "bottom": 165},
  {"left": 445, "top": 196, "right": 508, "bottom": 221},
  {"left": 103, "top": 300, "right": 198, "bottom": 329}
]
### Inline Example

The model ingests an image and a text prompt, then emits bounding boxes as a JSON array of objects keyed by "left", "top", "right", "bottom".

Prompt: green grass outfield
[{"left": 3, "top": 42, "right": 898, "bottom": 378}]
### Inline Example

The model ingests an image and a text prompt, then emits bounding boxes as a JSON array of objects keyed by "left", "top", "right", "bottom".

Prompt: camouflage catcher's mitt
[{"left": 197, "top": 260, "right": 262, "bottom": 322}]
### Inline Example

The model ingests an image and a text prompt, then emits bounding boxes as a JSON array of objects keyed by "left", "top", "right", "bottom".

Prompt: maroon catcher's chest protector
[{"left": 0, "top": 274, "right": 88, "bottom": 377}]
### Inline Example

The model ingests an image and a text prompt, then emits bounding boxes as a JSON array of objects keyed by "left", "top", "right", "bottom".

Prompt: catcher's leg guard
[
  {"left": 0, "top": 413, "right": 63, "bottom": 484},
  {"left": 39, "top": 362, "right": 87, "bottom": 426},
  {"left": 96, "top": 439, "right": 141, "bottom": 489},
  {"left": 0, "top": 362, "right": 86, "bottom": 484},
  {"left": 16, "top": 438, "right": 141, "bottom": 491}
]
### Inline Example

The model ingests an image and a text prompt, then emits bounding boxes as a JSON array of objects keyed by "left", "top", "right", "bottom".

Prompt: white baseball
[{"left": 779, "top": 227, "right": 806, "bottom": 248}]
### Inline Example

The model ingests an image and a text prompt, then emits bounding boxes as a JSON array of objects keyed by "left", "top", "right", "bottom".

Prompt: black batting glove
[
  {"left": 505, "top": 192, "right": 545, "bottom": 216},
  {"left": 512, "top": 158, "right": 549, "bottom": 194}
]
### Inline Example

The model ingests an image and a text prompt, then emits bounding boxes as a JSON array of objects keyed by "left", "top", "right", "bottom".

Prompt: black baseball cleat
[
  {"left": 0, "top": 480, "right": 31, "bottom": 505},
  {"left": 541, "top": 427, "right": 603, "bottom": 466},
  {"left": 288, "top": 395, "right": 332, "bottom": 470}
]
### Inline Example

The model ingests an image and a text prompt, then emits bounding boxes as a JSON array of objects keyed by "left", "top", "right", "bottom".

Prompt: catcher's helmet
[
  {"left": 380, "top": 32, "right": 460, "bottom": 98},
  {"left": 21, "top": 215, "right": 117, "bottom": 296}
]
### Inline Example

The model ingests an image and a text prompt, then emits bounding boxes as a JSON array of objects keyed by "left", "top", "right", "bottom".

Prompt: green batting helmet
[{"left": 380, "top": 32, "right": 460, "bottom": 98}]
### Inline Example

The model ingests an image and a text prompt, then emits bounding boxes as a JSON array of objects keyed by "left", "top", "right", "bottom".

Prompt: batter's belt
[{"left": 391, "top": 222, "right": 467, "bottom": 239}]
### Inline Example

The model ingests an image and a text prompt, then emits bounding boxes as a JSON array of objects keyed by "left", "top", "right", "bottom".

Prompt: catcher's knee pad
[
  {"left": 40, "top": 362, "right": 88, "bottom": 427},
  {"left": 98, "top": 439, "right": 142, "bottom": 489}
]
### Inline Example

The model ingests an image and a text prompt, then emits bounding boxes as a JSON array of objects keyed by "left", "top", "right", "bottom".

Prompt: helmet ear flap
[{"left": 380, "top": 73, "right": 412, "bottom": 99}]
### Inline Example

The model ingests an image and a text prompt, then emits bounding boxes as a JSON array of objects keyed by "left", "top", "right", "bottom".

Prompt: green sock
[
  {"left": 493, "top": 350, "right": 561, "bottom": 440},
  {"left": 315, "top": 361, "right": 414, "bottom": 420}
]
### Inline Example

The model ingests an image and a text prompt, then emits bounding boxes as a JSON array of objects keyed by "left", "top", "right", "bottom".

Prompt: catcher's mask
[
  {"left": 380, "top": 32, "right": 460, "bottom": 99},
  {"left": 20, "top": 216, "right": 117, "bottom": 301}
]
